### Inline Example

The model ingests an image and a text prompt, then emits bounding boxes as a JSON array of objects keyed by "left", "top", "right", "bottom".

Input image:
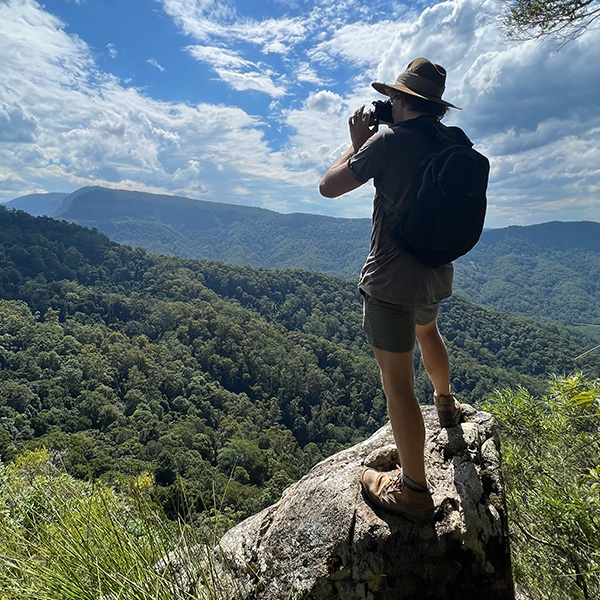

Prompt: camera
[{"left": 368, "top": 100, "right": 394, "bottom": 127}]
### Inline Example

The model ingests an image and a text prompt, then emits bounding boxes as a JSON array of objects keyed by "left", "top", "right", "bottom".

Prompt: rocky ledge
[{"left": 159, "top": 405, "right": 514, "bottom": 600}]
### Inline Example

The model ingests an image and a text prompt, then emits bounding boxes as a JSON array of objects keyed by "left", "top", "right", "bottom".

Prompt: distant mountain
[
  {"left": 4, "top": 192, "right": 67, "bottom": 216},
  {"left": 49, "top": 186, "right": 371, "bottom": 278},
  {"left": 453, "top": 221, "right": 600, "bottom": 326},
  {"left": 7, "top": 186, "right": 600, "bottom": 326},
  {"left": 472, "top": 221, "right": 600, "bottom": 253}
]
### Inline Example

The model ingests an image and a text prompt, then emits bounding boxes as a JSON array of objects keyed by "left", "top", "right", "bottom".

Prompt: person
[{"left": 319, "top": 57, "right": 464, "bottom": 522}]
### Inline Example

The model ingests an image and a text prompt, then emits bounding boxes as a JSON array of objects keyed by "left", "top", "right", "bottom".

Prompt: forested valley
[
  {"left": 1, "top": 205, "right": 598, "bottom": 529},
  {"left": 9, "top": 187, "right": 600, "bottom": 330}
]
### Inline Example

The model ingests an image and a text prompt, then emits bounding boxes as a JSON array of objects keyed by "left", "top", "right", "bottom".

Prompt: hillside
[
  {"left": 453, "top": 221, "right": 600, "bottom": 326},
  {"left": 1, "top": 205, "right": 598, "bottom": 523},
  {"left": 51, "top": 186, "right": 370, "bottom": 278},
  {"left": 4, "top": 192, "right": 67, "bottom": 216},
  {"left": 7, "top": 187, "right": 600, "bottom": 327}
]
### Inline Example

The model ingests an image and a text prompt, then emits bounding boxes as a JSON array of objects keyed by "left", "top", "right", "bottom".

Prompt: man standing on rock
[{"left": 319, "top": 58, "right": 463, "bottom": 521}]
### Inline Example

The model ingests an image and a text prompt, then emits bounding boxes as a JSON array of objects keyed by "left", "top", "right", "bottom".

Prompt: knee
[
  {"left": 382, "top": 377, "right": 416, "bottom": 405},
  {"left": 416, "top": 324, "right": 442, "bottom": 347}
]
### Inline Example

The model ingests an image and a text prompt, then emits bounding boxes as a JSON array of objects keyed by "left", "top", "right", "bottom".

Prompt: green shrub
[
  {"left": 485, "top": 374, "right": 600, "bottom": 599},
  {"left": 0, "top": 449, "right": 241, "bottom": 600}
]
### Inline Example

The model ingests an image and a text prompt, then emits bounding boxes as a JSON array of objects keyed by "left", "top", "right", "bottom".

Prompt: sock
[{"left": 403, "top": 474, "right": 429, "bottom": 493}]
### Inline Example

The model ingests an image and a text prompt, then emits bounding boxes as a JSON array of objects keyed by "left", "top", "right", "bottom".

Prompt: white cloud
[
  {"left": 296, "top": 62, "right": 324, "bottom": 85},
  {"left": 215, "top": 68, "right": 287, "bottom": 97},
  {"left": 160, "top": 0, "right": 306, "bottom": 53},
  {"left": 1, "top": 0, "right": 599, "bottom": 226},
  {"left": 0, "top": 0, "right": 313, "bottom": 206},
  {"left": 107, "top": 43, "right": 117, "bottom": 58},
  {"left": 186, "top": 45, "right": 286, "bottom": 96},
  {"left": 262, "top": 40, "right": 288, "bottom": 54},
  {"left": 309, "top": 21, "right": 402, "bottom": 67},
  {"left": 0, "top": 103, "right": 40, "bottom": 142},
  {"left": 187, "top": 45, "right": 253, "bottom": 69},
  {"left": 304, "top": 90, "right": 345, "bottom": 113},
  {"left": 147, "top": 58, "right": 165, "bottom": 72}
]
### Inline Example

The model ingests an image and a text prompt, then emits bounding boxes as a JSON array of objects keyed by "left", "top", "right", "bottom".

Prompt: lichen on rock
[{"left": 160, "top": 405, "right": 514, "bottom": 600}]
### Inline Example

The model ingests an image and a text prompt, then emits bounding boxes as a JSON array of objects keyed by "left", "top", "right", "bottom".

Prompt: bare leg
[
  {"left": 372, "top": 347, "right": 427, "bottom": 488},
  {"left": 415, "top": 320, "right": 450, "bottom": 396}
]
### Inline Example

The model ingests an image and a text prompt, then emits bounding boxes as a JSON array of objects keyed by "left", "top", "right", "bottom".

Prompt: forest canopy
[{"left": 0, "top": 205, "right": 598, "bottom": 526}]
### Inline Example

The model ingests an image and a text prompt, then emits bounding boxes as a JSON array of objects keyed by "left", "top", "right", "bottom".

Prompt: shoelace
[{"left": 388, "top": 470, "right": 404, "bottom": 492}]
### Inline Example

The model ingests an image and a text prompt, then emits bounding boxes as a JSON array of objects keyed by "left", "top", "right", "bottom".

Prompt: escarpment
[{"left": 158, "top": 405, "right": 514, "bottom": 600}]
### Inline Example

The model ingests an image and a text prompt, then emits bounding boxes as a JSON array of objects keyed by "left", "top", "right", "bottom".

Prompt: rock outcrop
[{"left": 160, "top": 405, "right": 514, "bottom": 599}]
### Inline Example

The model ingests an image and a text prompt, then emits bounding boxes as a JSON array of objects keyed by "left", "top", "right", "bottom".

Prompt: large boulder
[{"left": 161, "top": 405, "right": 514, "bottom": 599}]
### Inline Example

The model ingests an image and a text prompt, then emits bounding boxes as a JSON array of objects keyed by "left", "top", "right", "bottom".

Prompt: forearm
[
  {"left": 319, "top": 146, "right": 362, "bottom": 198},
  {"left": 319, "top": 105, "right": 375, "bottom": 198},
  {"left": 329, "top": 145, "right": 356, "bottom": 169}
]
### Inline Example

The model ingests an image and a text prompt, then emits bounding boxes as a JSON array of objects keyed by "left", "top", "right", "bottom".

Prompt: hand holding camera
[
  {"left": 348, "top": 105, "right": 379, "bottom": 151},
  {"left": 368, "top": 100, "right": 394, "bottom": 127}
]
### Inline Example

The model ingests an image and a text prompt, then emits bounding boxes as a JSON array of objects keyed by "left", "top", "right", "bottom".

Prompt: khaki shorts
[{"left": 362, "top": 292, "right": 439, "bottom": 353}]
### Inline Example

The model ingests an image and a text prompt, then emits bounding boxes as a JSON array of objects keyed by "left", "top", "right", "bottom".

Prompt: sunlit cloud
[
  {"left": 147, "top": 58, "right": 165, "bottom": 72},
  {"left": 0, "top": 0, "right": 599, "bottom": 227}
]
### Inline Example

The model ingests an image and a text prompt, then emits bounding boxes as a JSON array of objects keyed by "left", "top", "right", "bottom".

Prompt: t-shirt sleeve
[{"left": 347, "top": 132, "right": 387, "bottom": 184}]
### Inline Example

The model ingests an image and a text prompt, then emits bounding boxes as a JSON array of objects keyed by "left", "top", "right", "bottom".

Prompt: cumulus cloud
[
  {"left": 1, "top": 0, "right": 599, "bottom": 225},
  {"left": 304, "top": 90, "right": 345, "bottom": 113},
  {"left": 0, "top": 0, "right": 314, "bottom": 206},
  {"left": 309, "top": 21, "right": 401, "bottom": 67},
  {"left": 0, "top": 104, "right": 40, "bottom": 142}
]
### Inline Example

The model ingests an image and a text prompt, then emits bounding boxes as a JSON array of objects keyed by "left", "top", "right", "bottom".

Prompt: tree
[
  {"left": 502, "top": 0, "right": 600, "bottom": 41},
  {"left": 485, "top": 374, "right": 600, "bottom": 598}
]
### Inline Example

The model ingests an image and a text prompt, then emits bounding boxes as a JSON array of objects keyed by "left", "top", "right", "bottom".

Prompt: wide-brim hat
[{"left": 372, "top": 57, "right": 461, "bottom": 110}]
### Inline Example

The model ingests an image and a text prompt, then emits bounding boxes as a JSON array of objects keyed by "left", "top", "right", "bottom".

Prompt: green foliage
[
  {"left": 502, "top": 0, "right": 600, "bottom": 40},
  {"left": 1, "top": 205, "right": 599, "bottom": 529},
  {"left": 0, "top": 448, "right": 241, "bottom": 600},
  {"left": 485, "top": 374, "right": 600, "bottom": 599},
  {"left": 0, "top": 295, "right": 370, "bottom": 521}
]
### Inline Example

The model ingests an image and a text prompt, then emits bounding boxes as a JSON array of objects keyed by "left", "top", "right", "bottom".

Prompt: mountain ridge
[{"left": 5, "top": 187, "right": 600, "bottom": 325}]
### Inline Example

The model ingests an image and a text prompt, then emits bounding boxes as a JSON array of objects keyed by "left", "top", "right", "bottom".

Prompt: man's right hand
[{"left": 349, "top": 105, "right": 377, "bottom": 152}]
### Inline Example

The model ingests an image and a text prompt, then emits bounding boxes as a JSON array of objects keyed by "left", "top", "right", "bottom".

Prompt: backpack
[{"left": 392, "top": 118, "right": 490, "bottom": 268}]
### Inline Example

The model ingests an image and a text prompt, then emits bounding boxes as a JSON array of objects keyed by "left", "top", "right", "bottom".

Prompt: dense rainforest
[
  {"left": 2, "top": 205, "right": 600, "bottom": 599},
  {"left": 8, "top": 186, "right": 600, "bottom": 328},
  {"left": 1, "top": 205, "right": 598, "bottom": 529}
]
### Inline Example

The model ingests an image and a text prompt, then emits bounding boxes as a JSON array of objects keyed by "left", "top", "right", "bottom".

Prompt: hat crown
[
  {"left": 395, "top": 57, "right": 446, "bottom": 99},
  {"left": 371, "top": 56, "right": 460, "bottom": 109}
]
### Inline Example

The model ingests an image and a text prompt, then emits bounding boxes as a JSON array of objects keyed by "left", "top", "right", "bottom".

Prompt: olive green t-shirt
[{"left": 348, "top": 117, "right": 453, "bottom": 306}]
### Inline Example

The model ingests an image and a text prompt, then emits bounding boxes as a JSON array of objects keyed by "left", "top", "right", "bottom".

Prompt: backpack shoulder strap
[{"left": 399, "top": 118, "right": 473, "bottom": 149}]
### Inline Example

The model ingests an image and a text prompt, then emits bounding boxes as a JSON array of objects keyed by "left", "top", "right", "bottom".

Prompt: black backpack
[{"left": 392, "top": 118, "right": 490, "bottom": 268}]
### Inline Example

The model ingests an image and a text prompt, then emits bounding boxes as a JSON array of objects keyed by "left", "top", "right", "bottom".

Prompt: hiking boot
[
  {"left": 360, "top": 468, "right": 434, "bottom": 521},
  {"left": 434, "top": 392, "right": 462, "bottom": 428}
]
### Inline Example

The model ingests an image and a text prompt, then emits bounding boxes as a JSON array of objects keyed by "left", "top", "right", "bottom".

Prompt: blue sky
[{"left": 1, "top": 0, "right": 599, "bottom": 227}]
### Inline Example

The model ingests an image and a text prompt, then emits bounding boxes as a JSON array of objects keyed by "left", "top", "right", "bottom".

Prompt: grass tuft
[{"left": 0, "top": 448, "right": 244, "bottom": 600}]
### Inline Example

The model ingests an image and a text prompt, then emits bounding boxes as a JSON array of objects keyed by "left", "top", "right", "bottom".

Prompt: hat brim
[{"left": 372, "top": 81, "right": 461, "bottom": 110}]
